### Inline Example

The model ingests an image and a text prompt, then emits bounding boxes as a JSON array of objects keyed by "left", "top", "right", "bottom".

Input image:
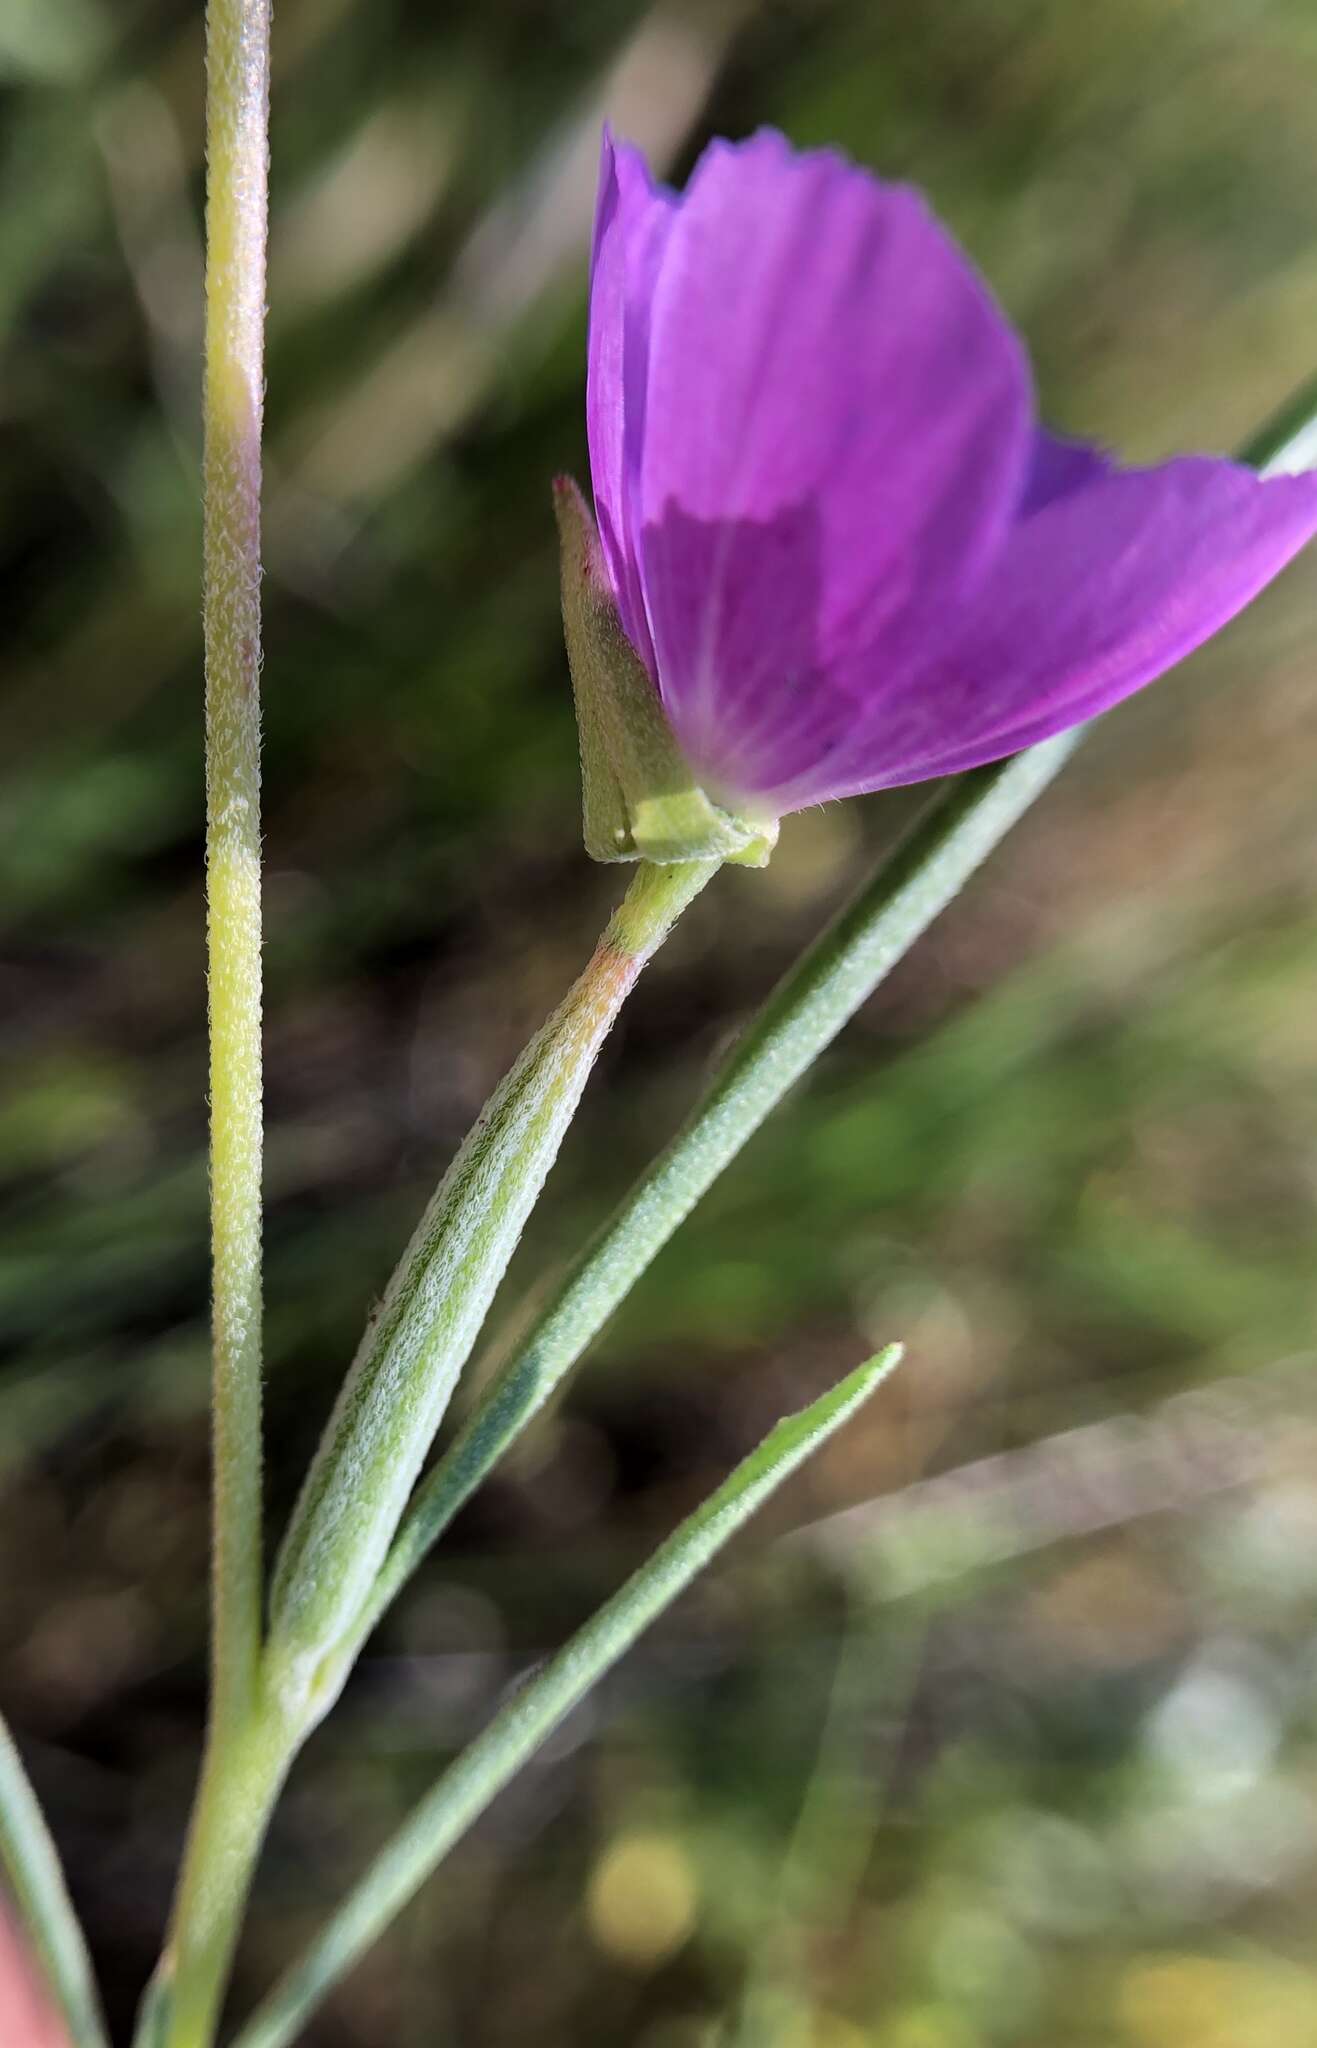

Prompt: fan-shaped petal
[
  {"left": 627, "top": 132, "right": 1034, "bottom": 797},
  {"left": 764, "top": 456, "right": 1317, "bottom": 807},
  {"left": 586, "top": 129, "right": 677, "bottom": 673}
]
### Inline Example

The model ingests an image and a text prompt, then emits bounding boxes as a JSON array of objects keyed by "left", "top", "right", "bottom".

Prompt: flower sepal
[{"left": 554, "top": 476, "right": 777, "bottom": 867}]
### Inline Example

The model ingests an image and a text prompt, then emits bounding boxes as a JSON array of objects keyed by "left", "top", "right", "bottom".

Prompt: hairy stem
[
  {"left": 144, "top": 1706, "right": 295, "bottom": 2048},
  {"left": 138, "top": 4, "right": 272, "bottom": 2045},
  {"left": 201, "top": 0, "right": 270, "bottom": 1748}
]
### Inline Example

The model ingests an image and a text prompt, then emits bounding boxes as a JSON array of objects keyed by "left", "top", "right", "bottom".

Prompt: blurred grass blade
[
  {"left": 0, "top": 1712, "right": 108, "bottom": 2048},
  {"left": 357, "top": 373, "right": 1317, "bottom": 1644},
  {"left": 231, "top": 1344, "right": 903, "bottom": 2048}
]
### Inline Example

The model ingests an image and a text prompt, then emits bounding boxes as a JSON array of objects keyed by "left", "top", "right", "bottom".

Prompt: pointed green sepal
[{"left": 553, "top": 476, "right": 778, "bottom": 866}]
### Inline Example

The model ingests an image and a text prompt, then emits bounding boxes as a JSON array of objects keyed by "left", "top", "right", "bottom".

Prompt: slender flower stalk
[
  {"left": 137, "top": 4, "right": 273, "bottom": 2045},
  {"left": 266, "top": 857, "right": 719, "bottom": 1720},
  {"left": 200, "top": 0, "right": 271, "bottom": 1749}
]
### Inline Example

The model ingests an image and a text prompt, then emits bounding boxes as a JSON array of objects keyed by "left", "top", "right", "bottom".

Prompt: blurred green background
[{"left": 5, "top": 0, "right": 1317, "bottom": 2042}]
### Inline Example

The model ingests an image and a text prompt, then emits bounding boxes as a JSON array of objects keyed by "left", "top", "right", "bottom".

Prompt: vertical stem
[
  {"left": 148, "top": 1707, "right": 295, "bottom": 2048},
  {"left": 134, "top": 7, "right": 273, "bottom": 2046},
  {"left": 203, "top": 0, "right": 270, "bottom": 1746}
]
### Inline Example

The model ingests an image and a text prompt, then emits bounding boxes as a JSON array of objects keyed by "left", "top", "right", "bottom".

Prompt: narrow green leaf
[
  {"left": 232, "top": 1345, "right": 903, "bottom": 2048},
  {"left": 0, "top": 1710, "right": 108, "bottom": 2048}
]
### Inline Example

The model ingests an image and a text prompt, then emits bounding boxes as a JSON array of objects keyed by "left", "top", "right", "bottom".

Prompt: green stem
[
  {"left": 266, "top": 858, "right": 719, "bottom": 1721},
  {"left": 136, "top": 4, "right": 272, "bottom": 2045},
  {"left": 142, "top": 1705, "right": 295, "bottom": 2048},
  {"left": 201, "top": 0, "right": 270, "bottom": 1746},
  {"left": 231, "top": 1348, "right": 903, "bottom": 2048},
  {"left": 0, "top": 1712, "right": 107, "bottom": 2048}
]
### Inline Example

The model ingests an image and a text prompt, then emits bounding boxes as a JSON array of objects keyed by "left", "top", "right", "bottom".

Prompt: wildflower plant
[{"left": 2, "top": 5, "right": 1317, "bottom": 2047}]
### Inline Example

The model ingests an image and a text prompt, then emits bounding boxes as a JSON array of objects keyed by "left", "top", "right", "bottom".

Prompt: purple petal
[
  {"left": 586, "top": 129, "right": 677, "bottom": 673},
  {"left": 581, "top": 130, "right": 1317, "bottom": 825},
  {"left": 625, "top": 131, "right": 1034, "bottom": 797},
  {"left": 768, "top": 456, "right": 1317, "bottom": 806},
  {"left": 1020, "top": 430, "right": 1115, "bottom": 514}
]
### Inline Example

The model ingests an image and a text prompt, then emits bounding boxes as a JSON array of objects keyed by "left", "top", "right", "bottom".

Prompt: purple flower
[{"left": 585, "top": 127, "right": 1317, "bottom": 819}]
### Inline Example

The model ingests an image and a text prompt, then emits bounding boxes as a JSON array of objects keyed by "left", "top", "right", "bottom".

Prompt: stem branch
[{"left": 267, "top": 859, "right": 719, "bottom": 1716}]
